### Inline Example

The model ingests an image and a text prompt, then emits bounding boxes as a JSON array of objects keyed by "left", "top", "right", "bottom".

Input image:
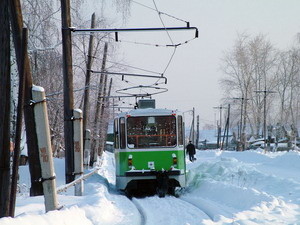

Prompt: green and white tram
[{"left": 114, "top": 100, "right": 186, "bottom": 197}]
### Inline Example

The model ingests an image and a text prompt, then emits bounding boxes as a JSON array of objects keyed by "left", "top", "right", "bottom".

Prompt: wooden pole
[
  {"left": 9, "top": 28, "right": 27, "bottom": 217},
  {"left": 90, "top": 43, "right": 108, "bottom": 166},
  {"left": 83, "top": 13, "right": 96, "bottom": 150},
  {"left": 73, "top": 109, "right": 83, "bottom": 196},
  {"left": 226, "top": 104, "right": 230, "bottom": 149},
  {"left": 0, "top": 0, "right": 11, "bottom": 217},
  {"left": 99, "top": 78, "right": 113, "bottom": 156},
  {"left": 196, "top": 115, "right": 199, "bottom": 148},
  {"left": 9, "top": 0, "right": 43, "bottom": 196},
  {"left": 32, "top": 86, "right": 58, "bottom": 212},
  {"left": 216, "top": 121, "right": 220, "bottom": 149},
  {"left": 97, "top": 70, "right": 109, "bottom": 155},
  {"left": 61, "top": 0, "right": 75, "bottom": 183},
  {"left": 192, "top": 107, "right": 195, "bottom": 143},
  {"left": 82, "top": 13, "right": 96, "bottom": 165}
]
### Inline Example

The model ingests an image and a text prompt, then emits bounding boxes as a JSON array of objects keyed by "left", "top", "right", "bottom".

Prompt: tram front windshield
[{"left": 127, "top": 116, "right": 176, "bottom": 148}]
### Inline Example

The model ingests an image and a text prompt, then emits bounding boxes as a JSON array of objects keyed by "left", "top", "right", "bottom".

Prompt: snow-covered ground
[{"left": 1, "top": 149, "right": 299, "bottom": 225}]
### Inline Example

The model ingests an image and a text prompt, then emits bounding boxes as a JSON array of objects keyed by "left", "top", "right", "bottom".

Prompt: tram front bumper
[{"left": 125, "top": 169, "right": 181, "bottom": 176}]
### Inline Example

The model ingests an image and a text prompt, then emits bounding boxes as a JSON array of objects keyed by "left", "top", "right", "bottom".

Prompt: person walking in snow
[{"left": 186, "top": 141, "right": 196, "bottom": 162}]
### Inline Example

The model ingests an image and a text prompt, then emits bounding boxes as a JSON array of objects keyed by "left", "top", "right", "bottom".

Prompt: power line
[
  {"left": 106, "top": 59, "right": 162, "bottom": 75},
  {"left": 162, "top": 46, "right": 177, "bottom": 75},
  {"left": 115, "top": 37, "right": 197, "bottom": 48},
  {"left": 131, "top": 0, "right": 188, "bottom": 24},
  {"left": 152, "top": 0, "right": 174, "bottom": 45}
]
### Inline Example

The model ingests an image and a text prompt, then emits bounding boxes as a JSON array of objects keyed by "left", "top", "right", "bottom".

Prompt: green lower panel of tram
[{"left": 115, "top": 150, "right": 186, "bottom": 190}]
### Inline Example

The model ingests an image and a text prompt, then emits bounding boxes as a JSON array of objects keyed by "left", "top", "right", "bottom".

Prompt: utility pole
[
  {"left": 82, "top": 13, "right": 96, "bottom": 152},
  {"left": 196, "top": 115, "right": 199, "bottom": 148},
  {"left": 90, "top": 43, "right": 108, "bottom": 166},
  {"left": 99, "top": 78, "right": 113, "bottom": 156},
  {"left": 9, "top": 0, "right": 43, "bottom": 195},
  {"left": 0, "top": 0, "right": 11, "bottom": 217},
  {"left": 9, "top": 28, "right": 27, "bottom": 217},
  {"left": 214, "top": 105, "right": 225, "bottom": 148},
  {"left": 226, "top": 104, "right": 230, "bottom": 149},
  {"left": 216, "top": 121, "right": 220, "bottom": 149},
  {"left": 221, "top": 104, "right": 231, "bottom": 150},
  {"left": 61, "top": 0, "right": 75, "bottom": 183},
  {"left": 192, "top": 107, "right": 195, "bottom": 143},
  {"left": 98, "top": 69, "right": 109, "bottom": 155},
  {"left": 255, "top": 90, "right": 276, "bottom": 151}
]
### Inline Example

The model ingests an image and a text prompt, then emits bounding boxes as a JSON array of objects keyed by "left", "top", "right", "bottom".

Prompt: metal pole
[
  {"left": 90, "top": 70, "right": 167, "bottom": 84},
  {"left": 70, "top": 26, "right": 199, "bottom": 38}
]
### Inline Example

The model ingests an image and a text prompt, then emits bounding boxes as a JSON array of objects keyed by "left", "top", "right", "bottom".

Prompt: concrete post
[
  {"left": 73, "top": 109, "right": 83, "bottom": 196},
  {"left": 32, "top": 86, "right": 58, "bottom": 212},
  {"left": 83, "top": 129, "right": 91, "bottom": 168}
]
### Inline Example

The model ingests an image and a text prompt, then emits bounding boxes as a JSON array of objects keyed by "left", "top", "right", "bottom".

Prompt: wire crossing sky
[{"left": 83, "top": 0, "right": 300, "bottom": 128}]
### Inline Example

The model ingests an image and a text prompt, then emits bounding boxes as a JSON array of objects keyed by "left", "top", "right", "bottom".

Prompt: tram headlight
[
  {"left": 172, "top": 153, "right": 177, "bottom": 166},
  {"left": 128, "top": 154, "right": 133, "bottom": 168}
]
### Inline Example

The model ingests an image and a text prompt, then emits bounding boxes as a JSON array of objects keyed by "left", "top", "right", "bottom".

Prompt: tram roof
[{"left": 117, "top": 108, "right": 181, "bottom": 117}]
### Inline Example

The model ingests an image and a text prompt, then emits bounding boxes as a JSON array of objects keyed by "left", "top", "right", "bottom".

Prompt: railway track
[
  {"left": 131, "top": 198, "right": 147, "bottom": 225},
  {"left": 179, "top": 195, "right": 237, "bottom": 222},
  {"left": 129, "top": 195, "right": 212, "bottom": 225}
]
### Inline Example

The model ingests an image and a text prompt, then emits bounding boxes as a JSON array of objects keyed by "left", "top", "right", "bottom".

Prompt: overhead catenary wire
[
  {"left": 69, "top": 2, "right": 198, "bottom": 100},
  {"left": 115, "top": 37, "right": 197, "bottom": 48},
  {"left": 131, "top": 0, "right": 188, "bottom": 24},
  {"left": 106, "top": 59, "right": 162, "bottom": 75},
  {"left": 152, "top": 0, "right": 174, "bottom": 45}
]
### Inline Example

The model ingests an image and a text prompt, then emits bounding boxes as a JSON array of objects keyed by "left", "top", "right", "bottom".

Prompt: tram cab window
[
  {"left": 127, "top": 116, "right": 177, "bottom": 148},
  {"left": 119, "top": 117, "right": 126, "bottom": 149},
  {"left": 178, "top": 115, "right": 184, "bottom": 146},
  {"left": 114, "top": 118, "right": 119, "bottom": 149}
]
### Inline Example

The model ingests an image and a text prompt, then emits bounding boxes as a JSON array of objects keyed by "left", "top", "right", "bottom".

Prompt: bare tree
[
  {"left": 221, "top": 34, "right": 254, "bottom": 147},
  {"left": 247, "top": 34, "right": 277, "bottom": 138},
  {"left": 221, "top": 33, "right": 277, "bottom": 143},
  {"left": 275, "top": 48, "right": 300, "bottom": 127}
]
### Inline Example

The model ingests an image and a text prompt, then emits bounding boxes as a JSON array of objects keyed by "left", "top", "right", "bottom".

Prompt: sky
[
  {"left": 83, "top": 0, "right": 300, "bottom": 128},
  {"left": 1, "top": 149, "right": 300, "bottom": 224}
]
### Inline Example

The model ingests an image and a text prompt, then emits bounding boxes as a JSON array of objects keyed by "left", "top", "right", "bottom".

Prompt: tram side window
[
  {"left": 114, "top": 118, "right": 119, "bottom": 149},
  {"left": 178, "top": 115, "right": 183, "bottom": 146},
  {"left": 120, "top": 117, "right": 126, "bottom": 149}
]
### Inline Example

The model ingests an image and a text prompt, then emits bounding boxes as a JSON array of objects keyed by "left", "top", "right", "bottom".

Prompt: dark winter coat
[{"left": 186, "top": 143, "right": 196, "bottom": 155}]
